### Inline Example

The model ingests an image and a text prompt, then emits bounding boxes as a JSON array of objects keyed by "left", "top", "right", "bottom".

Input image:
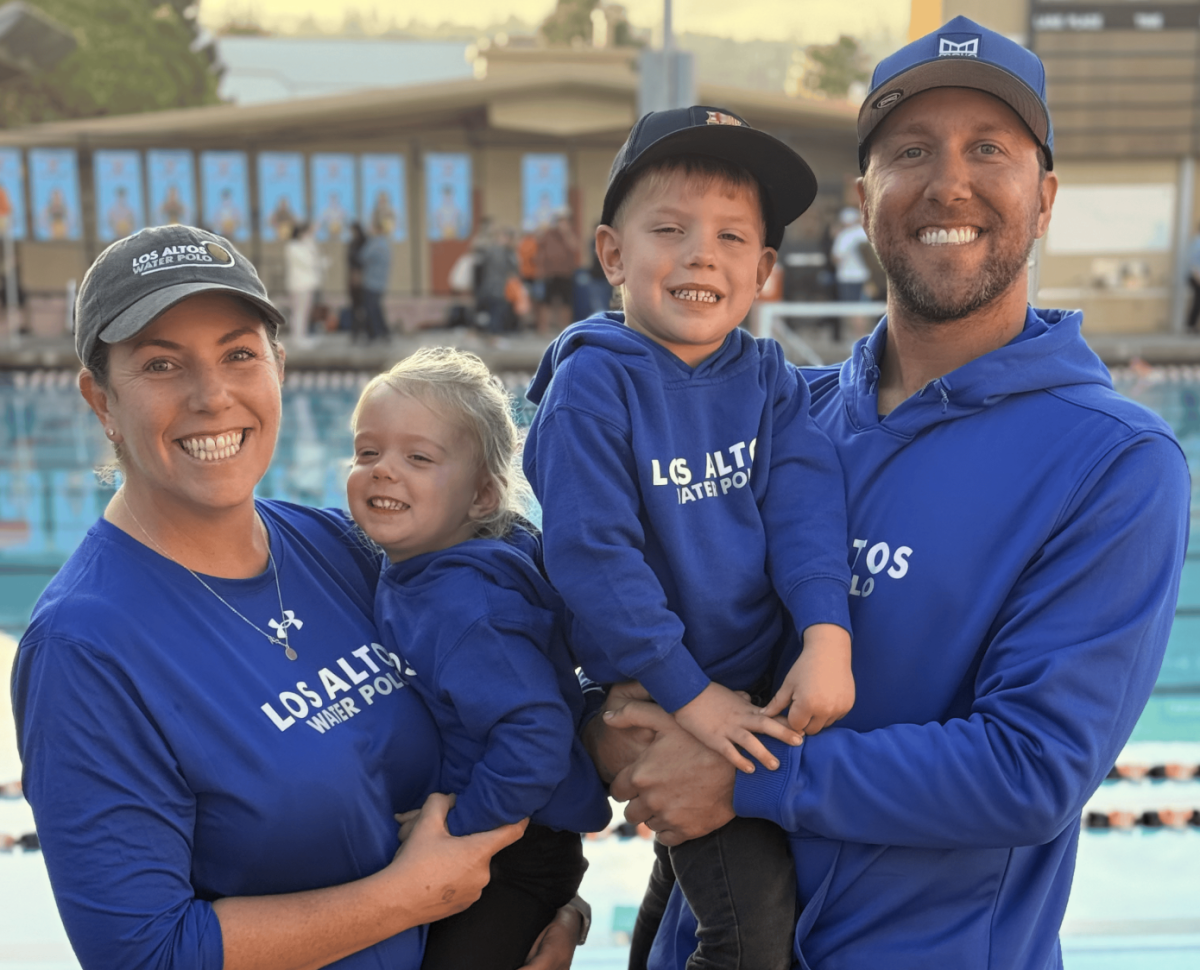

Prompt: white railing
[{"left": 753, "top": 301, "right": 887, "bottom": 365}]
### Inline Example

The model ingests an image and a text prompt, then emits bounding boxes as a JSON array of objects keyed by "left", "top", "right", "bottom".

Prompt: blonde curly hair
[{"left": 351, "top": 347, "right": 532, "bottom": 540}]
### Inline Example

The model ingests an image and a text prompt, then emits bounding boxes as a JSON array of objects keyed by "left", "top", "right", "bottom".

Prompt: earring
[{"left": 106, "top": 428, "right": 116, "bottom": 438}]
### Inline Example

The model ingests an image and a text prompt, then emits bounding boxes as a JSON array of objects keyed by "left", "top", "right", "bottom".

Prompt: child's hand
[
  {"left": 673, "top": 681, "right": 803, "bottom": 774},
  {"left": 762, "top": 624, "right": 854, "bottom": 735}
]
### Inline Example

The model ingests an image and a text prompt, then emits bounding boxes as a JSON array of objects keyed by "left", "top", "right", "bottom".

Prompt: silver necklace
[{"left": 123, "top": 500, "right": 299, "bottom": 661}]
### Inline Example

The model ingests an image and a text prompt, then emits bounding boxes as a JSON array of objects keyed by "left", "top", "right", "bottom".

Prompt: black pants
[
  {"left": 421, "top": 824, "right": 587, "bottom": 970},
  {"left": 1189, "top": 277, "right": 1200, "bottom": 332},
  {"left": 628, "top": 817, "right": 797, "bottom": 970}
]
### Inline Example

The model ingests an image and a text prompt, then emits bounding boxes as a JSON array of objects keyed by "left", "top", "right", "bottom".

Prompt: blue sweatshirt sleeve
[
  {"left": 528, "top": 404, "right": 710, "bottom": 712},
  {"left": 438, "top": 615, "right": 578, "bottom": 837},
  {"left": 736, "top": 433, "right": 1189, "bottom": 848},
  {"left": 761, "top": 358, "right": 852, "bottom": 635},
  {"left": 12, "top": 637, "right": 224, "bottom": 970}
]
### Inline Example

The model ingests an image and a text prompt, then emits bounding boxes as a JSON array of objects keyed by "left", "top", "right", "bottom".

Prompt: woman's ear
[{"left": 79, "top": 368, "right": 116, "bottom": 435}]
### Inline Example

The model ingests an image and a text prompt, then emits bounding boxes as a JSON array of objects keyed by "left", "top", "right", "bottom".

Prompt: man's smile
[{"left": 917, "top": 227, "right": 980, "bottom": 246}]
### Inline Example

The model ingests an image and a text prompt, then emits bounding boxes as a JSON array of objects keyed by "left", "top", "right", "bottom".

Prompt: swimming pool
[{"left": 0, "top": 365, "right": 1197, "bottom": 966}]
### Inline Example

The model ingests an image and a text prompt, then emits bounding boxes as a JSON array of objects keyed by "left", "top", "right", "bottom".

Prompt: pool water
[{"left": 1, "top": 366, "right": 1198, "bottom": 966}]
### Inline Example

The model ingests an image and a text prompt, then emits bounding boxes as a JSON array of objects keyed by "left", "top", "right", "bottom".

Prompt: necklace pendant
[{"left": 284, "top": 644, "right": 298, "bottom": 661}]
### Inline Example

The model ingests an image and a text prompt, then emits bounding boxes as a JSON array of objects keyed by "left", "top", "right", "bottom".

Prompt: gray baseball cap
[{"left": 75, "top": 224, "right": 285, "bottom": 365}]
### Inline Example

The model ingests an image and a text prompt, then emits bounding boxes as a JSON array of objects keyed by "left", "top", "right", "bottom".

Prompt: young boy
[{"left": 524, "top": 106, "right": 855, "bottom": 969}]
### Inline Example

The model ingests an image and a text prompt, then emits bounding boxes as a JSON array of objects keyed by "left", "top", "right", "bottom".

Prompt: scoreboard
[{"left": 1030, "top": 2, "right": 1200, "bottom": 157}]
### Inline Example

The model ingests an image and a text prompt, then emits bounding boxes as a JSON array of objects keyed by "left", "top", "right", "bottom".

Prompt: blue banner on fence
[
  {"left": 425, "top": 153, "right": 471, "bottom": 241},
  {"left": 522, "top": 154, "right": 567, "bottom": 232},
  {"left": 361, "top": 154, "right": 406, "bottom": 242},
  {"left": 30, "top": 149, "right": 81, "bottom": 242},
  {"left": 201, "top": 151, "right": 250, "bottom": 242},
  {"left": 259, "top": 152, "right": 306, "bottom": 242},
  {"left": 311, "top": 154, "right": 355, "bottom": 242},
  {"left": 147, "top": 150, "right": 196, "bottom": 228},
  {"left": 94, "top": 150, "right": 146, "bottom": 242},
  {"left": 0, "top": 149, "right": 26, "bottom": 240}
]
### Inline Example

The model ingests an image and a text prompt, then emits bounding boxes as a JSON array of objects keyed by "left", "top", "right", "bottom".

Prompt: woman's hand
[
  {"left": 520, "top": 903, "right": 584, "bottom": 969},
  {"left": 382, "top": 792, "right": 527, "bottom": 925}
]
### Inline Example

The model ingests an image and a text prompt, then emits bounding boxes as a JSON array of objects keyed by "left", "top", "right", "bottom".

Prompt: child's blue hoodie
[
  {"left": 649, "top": 308, "right": 1190, "bottom": 969},
  {"left": 374, "top": 526, "right": 611, "bottom": 837},
  {"left": 524, "top": 312, "right": 852, "bottom": 712}
]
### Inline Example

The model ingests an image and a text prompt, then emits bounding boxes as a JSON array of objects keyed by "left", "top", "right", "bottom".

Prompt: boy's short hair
[{"left": 610, "top": 154, "right": 768, "bottom": 245}]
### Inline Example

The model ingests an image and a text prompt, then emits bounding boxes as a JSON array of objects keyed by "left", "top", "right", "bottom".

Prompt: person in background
[
  {"left": 476, "top": 226, "right": 520, "bottom": 337},
  {"left": 830, "top": 206, "right": 872, "bottom": 337},
  {"left": 347, "top": 221, "right": 369, "bottom": 341},
  {"left": 1187, "top": 221, "right": 1200, "bottom": 333},
  {"left": 591, "top": 18, "right": 1189, "bottom": 970},
  {"left": 359, "top": 219, "right": 392, "bottom": 341},
  {"left": 284, "top": 221, "right": 323, "bottom": 350},
  {"left": 535, "top": 211, "right": 580, "bottom": 335}
]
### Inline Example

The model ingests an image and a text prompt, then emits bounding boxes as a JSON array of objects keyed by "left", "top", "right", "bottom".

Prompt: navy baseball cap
[
  {"left": 75, "top": 224, "right": 284, "bottom": 365},
  {"left": 600, "top": 105, "right": 818, "bottom": 250},
  {"left": 857, "top": 15, "right": 1053, "bottom": 173}
]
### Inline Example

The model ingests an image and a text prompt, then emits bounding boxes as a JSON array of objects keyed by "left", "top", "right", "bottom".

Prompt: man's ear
[
  {"left": 855, "top": 179, "right": 869, "bottom": 237},
  {"left": 595, "top": 224, "right": 626, "bottom": 287},
  {"left": 1034, "top": 170, "right": 1058, "bottom": 240}
]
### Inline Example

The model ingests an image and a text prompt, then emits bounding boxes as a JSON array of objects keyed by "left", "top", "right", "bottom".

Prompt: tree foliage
[
  {"left": 804, "top": 35, "right": 868, "bottom": 100},
  {"left": 0, "top": 0, "right": 222, "bottom": 128},
  {"left": 540, "top": 0, "right": 639, "bottom": 48}
]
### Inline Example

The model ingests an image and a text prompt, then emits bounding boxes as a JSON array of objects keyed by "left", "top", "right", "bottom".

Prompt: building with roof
[{"left": 0, "top": 44, "right": 859, "bottom": 337}]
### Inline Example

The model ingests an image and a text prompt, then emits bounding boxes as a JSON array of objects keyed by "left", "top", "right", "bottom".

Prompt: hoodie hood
[
  {"left": 526, "top": 311, "right": 749, "bottom": 405},
  {"left": 382, "top": 523, "right": 556, "bottom": 608},
  {"left": 841, "top": 307, "right": 1108, "bottom": 437}
]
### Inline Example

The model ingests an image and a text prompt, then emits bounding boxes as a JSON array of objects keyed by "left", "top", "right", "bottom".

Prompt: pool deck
[{"left": 6, "top": 328, "right": 1200, "bottom": 373}]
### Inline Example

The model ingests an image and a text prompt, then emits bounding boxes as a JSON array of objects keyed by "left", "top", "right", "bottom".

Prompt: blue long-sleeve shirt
[
  {"left": 374, "top": 527, "right": 611, "bottom": 837},
  {"left": 650, "top": 308, "right": 1190, "bottom": 970},
  {"left": 524, "top": 313, "right": 852, "bottom": 712}
]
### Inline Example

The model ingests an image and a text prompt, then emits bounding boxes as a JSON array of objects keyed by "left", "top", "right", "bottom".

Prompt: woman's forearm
[{"left": 216, "top": 793, "right": 525, "bottom": 970}]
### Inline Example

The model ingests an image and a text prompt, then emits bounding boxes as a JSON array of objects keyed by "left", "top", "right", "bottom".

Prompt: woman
[{"left": 10, "top": 224, "right": 584, "bottom": 970}]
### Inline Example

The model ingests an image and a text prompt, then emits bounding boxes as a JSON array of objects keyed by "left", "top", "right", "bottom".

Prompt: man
[
  {"left": 359, "top": 219, "right": 391, "bottom": 340},
  {"left": 590, "top": 17, "right": 1189, "bottom": 969}
]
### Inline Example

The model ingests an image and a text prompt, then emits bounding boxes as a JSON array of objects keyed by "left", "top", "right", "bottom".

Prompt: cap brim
[
  {"left": 858, "top": 59, "right": 1050, "bottom": 166},
  {"left": 602, "top": 125, "right": 817, "bottom": 250},
  {"left": 99, "top": 281, "right": 286, "bottom": 346}
]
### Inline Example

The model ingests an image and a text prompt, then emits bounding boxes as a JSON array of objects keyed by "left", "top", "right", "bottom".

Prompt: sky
[{"left": 198, "top": 0, "right": 911, "bottom": 46}]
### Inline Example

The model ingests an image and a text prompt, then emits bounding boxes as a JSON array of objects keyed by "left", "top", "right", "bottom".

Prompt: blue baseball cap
[
  {"left": 857, "top": 16, "right": 1053, "bottom": 173},
  {"left": 601, "top": 105, "right": 818, "bottom": 250}
]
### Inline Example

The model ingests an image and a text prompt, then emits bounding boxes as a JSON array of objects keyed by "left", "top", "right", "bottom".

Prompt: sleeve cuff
[
  {"left": 634, "top": 644, "right": 711, "bottom": 713},
  {"left": 785, "top": 575, "right": 852, "bottom": 637},
  {"left": 734, "top": 735, "right": 797, "bottom": 826}
]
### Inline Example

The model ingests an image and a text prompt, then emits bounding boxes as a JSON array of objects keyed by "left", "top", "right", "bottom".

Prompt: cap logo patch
[
  {"left": 874, "top": 89, "right": 904, "bottom": 110},
  {"left": 130, "top": 241, "right": 237, "bottom": 277},
  {"left": 706, "top": 111, "right": 743, "bottom": 127},
  {"left": 938, "top": 35, "right": 980, "bottom": 57}
]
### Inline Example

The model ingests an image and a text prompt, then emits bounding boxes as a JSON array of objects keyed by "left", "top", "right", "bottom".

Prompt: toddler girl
[{"left": 347, "top": 347, "right": 610, "bottom": 969}]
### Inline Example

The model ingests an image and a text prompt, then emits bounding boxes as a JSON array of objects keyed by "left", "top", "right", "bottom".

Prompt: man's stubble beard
[{"left": 864, "top": 196, "right": 1040, "bottom": 325}]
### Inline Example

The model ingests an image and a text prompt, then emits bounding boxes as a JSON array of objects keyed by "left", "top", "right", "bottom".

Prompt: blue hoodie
[
  {"left": 374, "top": 526, "right": 611, "bottom": 837},
  {"left": 649, "top": 308, "right": 1190, "bottom": 969},
  {"left": 524, "top": 313, "right": 852, "bottom": 712}
]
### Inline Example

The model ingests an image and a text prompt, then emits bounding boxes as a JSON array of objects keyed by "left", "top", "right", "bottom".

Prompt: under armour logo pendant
[{"left": 269, "top": 611, "right": 304, "bottom": 661}]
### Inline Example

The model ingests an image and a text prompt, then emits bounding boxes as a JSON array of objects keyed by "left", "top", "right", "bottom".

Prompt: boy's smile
[{"left": 596, "top": 169, "right": 776, "bottom": 367}]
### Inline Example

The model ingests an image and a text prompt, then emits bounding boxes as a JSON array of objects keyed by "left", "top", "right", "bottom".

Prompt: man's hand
[
  {"left": 674, "top": 681, "right": 803, "bottom": 773},
  {"left": 520, "top": 903, "right": 583, "bottom": 969},
  {"left": 606, "top": 701, "right": 737, "bottom": 846},
  {"left": 763, "top": 624, "right": 854, "bottom": 735},
  {"left": 582, "top": 681, "right": 659, "bottom": 785}
]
